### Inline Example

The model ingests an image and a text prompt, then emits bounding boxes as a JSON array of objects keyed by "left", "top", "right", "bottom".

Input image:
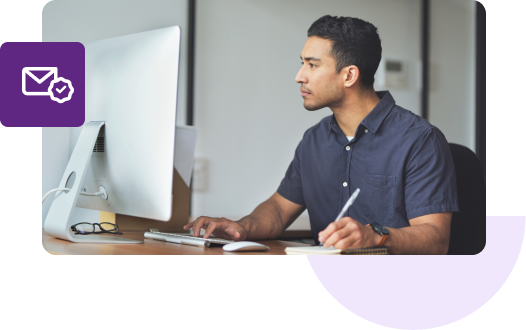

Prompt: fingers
[
  {"left": 203, "top": 221, "right": 218, "bottom": 239},
  {"left": 318, "top": 217, "right": 349, "bottom": 244},
  {"left": 323, "top": 228, "right": 350, "bottom": 248},
  {"left": 183, "top": 219, "right": 198, "bottom": 230},
  {"left": 225, "top": 226, "right": 242, "bottom": 241},
  {"left": 184, "top": 216, "right": 212, "bottom": 237},
  {"left": 183, "top": 217, "right": 243, "bottom": 240},
  {"left": 332, "top": 231, "right": 362, "bottom": 250},
  {"left": 320, "top": 217, "right": 364, "bottom": 248}
]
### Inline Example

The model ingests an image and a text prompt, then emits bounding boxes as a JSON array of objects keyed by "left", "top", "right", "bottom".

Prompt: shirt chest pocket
[{"left": 355, "top": 172, "right": 396, "bottom": 224}]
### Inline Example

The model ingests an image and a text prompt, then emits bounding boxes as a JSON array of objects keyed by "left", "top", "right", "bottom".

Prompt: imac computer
[{"left": 44, "top": 26, "right": 184, "bottom": 244}]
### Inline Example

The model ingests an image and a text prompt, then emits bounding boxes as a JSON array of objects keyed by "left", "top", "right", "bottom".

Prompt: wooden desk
[{"left": 42, "top": 229, "right": 311, "bottom": 255}]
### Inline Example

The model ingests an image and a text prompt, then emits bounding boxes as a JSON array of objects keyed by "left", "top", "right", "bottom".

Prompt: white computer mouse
[{"left": 223, "top": 241, "right": 269, "bottom": 252}]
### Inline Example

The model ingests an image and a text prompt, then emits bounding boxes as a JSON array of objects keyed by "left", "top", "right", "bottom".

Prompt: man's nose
[{"left": 295, "top": 66, "right": 306, "bottom": 84}]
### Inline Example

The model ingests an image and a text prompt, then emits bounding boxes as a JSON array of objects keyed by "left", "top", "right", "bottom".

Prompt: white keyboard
[{"left": 149, "top": 229, "right": 235, "bottom": 245}]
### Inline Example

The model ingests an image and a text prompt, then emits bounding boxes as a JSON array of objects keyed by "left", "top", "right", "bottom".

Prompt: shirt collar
[
  {"left": 328, "top": 91, "right": 396, "bottom": 136},
  {"left": 329, "top": 114, "right": 340, "bottom": 136},
  {"left": 360, "top": 91, "right": 396, "bottom": 134}
]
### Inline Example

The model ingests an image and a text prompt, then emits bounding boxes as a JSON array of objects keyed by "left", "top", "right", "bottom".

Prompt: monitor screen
[
  {"left": 45, "top": 26, "right": 181, "bottom": 243},
  {"left": 75, "top": 26, "right": 181, "bottom": 221}
]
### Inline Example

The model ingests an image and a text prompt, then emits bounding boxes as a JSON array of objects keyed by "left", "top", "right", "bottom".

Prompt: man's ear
[{"left": 343, "top": 65, "right": 360, "bottom": 88}]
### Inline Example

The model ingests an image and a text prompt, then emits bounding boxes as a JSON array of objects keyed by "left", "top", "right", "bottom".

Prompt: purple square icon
[{"left": 0, "top": 42, "right": 85, "bottom": 127}]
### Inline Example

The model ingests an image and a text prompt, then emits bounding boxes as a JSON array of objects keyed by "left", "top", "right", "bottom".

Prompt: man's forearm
[
  {"left": 384, "top": 222, "right": 450, "bottom": 255},
  {"left": 237, "top": 199, "right": 286, "bottom": 240}
]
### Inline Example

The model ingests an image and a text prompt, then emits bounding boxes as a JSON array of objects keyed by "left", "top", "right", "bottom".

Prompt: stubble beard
[
  {"left": 303, "top": 102, "right": 323, "bottom": 111},
  {"left": 303, "top": 88, "right": 344, "bottom": 111}
]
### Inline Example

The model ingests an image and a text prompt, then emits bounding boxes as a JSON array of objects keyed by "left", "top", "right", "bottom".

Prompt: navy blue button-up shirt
[{"left": 277, "top": 91, "right": 459, "bottom": 244}]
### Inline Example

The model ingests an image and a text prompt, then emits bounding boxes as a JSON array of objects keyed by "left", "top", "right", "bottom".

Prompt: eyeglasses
[{"left": 70, "top": 222, "right": 122, "bottom": 235}]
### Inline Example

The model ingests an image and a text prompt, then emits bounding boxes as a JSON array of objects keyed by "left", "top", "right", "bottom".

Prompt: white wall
[
  {"left": 192, "top": 0, "right": 422, "bottom": 218},
  {"left": 41, "top": 0, "right": 189, "bottom": 226},
  {"left": 42, "top": 127, "right": 70, "bottom": 226},
  {"left": 428, "top": 0, "right": 475, "bottom": 151},
  {"left": 42, "top": 0, "right": 189, "bottom": 126}
]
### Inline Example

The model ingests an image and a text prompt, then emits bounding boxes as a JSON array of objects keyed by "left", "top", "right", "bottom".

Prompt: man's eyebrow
[{"left": 300, "top": 56, "right": 321, "bottom": 62}]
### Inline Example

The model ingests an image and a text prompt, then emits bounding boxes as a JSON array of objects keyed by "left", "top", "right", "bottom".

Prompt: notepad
[
  {"left": 285, "top": 246, "right": 341, "bottom": 255},
  {"left": 285, "top": 246, "right": 390, "bottom": 255}
]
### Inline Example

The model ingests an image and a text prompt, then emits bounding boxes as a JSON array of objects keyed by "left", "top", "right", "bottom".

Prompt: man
[{"left": 184, "top": 15, "right": 459, "bottom": 254}]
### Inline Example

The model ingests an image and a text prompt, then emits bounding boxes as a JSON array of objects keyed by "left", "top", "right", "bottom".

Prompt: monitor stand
[{"left": 44, "top": 121, "right": 142, "bottom": 244}]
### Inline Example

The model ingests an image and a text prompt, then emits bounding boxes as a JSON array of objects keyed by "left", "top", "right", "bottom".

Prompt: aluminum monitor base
[{"left": 44, "top": 121, "right": 142, "bottom": 244}]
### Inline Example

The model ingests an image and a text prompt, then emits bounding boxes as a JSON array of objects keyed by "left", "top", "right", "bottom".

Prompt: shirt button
[
  {"left": 365, "top": 129, "right": 369, "bottom": 133},
  {"left": 345, "top": 146, "right": 350, "bottom": 151},
  {"left": 343, "top": 182, "right": 348, "bottom": 187}
]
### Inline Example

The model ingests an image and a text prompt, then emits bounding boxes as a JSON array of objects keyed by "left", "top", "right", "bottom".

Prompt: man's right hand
[
  {"left": 183, "top": 192, "right": 305, "bottom": 242},
  {"left": 183, "top": 217, "right": 248, "bottom": 241}
]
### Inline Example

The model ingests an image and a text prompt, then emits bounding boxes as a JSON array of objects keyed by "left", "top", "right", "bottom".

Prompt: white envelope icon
[{"left": 22, "top": 67, "right": 58, "bottom": 96}]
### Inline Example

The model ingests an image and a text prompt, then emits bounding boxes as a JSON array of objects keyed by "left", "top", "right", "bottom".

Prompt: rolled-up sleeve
[
  {"left": 404, "top": 127, "right": 460, "bottom": 220},
  {"left": 277, "top": 139, "right": 305, "bottom": 206}
]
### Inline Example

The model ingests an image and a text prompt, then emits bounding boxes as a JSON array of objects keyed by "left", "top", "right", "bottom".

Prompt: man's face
[{"left": 295, "top": 36, "right": 344, "bottom": 111}]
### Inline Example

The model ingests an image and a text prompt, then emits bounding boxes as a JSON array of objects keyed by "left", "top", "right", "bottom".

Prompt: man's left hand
[{"left": 318, "top": 217, "right": 380, "bottom": 249}]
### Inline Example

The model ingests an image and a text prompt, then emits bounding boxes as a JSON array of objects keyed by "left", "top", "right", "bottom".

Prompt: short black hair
[{"left": 307, "top": 15, "right": 382, "bottom": 89}]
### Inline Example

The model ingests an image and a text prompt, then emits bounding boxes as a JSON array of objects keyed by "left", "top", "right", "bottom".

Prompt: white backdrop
[
  {"left": 42, "top": 127, "right": 71, "bottom": 226},
  {"left": 429, "top": 0, "right": 476, "bottom": 152}
]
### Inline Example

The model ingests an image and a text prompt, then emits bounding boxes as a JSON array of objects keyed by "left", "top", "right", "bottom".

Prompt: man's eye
[
  {"left": 301, "top": 61, "right": 304, "bottom": 65},
  {"left": 310, "top": 63, "right": 316, "bottom": 68}
]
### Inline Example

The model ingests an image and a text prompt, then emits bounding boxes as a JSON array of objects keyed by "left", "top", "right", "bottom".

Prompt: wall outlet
[
  {"left": 385, "top": 60, "right": 407, "bottom": 89},
  {"left": 192, "top": 158, "right": 207, "bottom": 191}
]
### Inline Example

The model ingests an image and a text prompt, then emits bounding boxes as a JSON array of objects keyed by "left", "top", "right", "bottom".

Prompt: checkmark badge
[{"left": 48, "top": 77, "right": 74, "bottom": 104}]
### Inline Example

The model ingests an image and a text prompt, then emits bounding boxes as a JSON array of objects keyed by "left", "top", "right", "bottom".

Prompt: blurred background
[{"left": 42, "top": 0, "right": 484, "bottom": 230}]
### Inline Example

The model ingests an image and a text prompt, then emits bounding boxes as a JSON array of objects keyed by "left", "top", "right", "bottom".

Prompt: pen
[{"left": 319, "top": 188, "right": 361, "bottom": 247}]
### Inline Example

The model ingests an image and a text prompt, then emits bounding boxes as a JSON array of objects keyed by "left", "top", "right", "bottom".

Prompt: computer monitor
[{"left": 44, "top": 26, "right": 181, "bottom": 243}]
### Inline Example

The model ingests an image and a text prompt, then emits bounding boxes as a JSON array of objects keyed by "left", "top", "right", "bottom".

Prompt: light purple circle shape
[{"left": 308, "top": 216, "right": 524, "bottom": 329}]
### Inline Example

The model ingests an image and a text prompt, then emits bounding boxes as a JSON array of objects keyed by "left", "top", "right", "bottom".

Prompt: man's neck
[{"left": 331, "top": 89, "right": 381, "bottom": 137}]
